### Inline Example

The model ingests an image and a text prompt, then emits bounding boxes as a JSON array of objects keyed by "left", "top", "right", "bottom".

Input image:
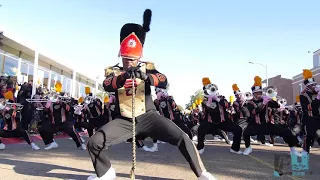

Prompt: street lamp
[{"left": 249, "top": 62, "right": 268, "bottom": 87}]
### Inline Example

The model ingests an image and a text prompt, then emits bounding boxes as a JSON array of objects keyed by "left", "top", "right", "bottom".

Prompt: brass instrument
[
  {"left": 244, "top": 92, "right": 253, "bottom": 100},
  {"left": 0, "top": 98, "right": 24, "bottom": 110},
  {"left": 74, "top": 104, "right": 84, "bottom": 115},
  {"left": 84, "top": 95, "right": 93, "bottom": 104},
  {"left": 204, "top": 84, "right": 219, "bottom": 97},
  {"left": 278, "top": 97, "right": 287, "bottom": 107},
  {"left": 264, "top": 85, "right": 278, "bottom": 98}
]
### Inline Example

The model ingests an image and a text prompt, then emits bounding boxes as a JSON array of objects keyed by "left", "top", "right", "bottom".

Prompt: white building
[{"left": 0, "top": 29, "right": 103, "bottom": 98}]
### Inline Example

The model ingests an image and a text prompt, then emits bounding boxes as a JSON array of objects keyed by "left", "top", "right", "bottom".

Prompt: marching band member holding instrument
[
  {"left": 231, "top": 84, "right": 250, "bottom": 132},
  {"left": 289, "top": 96, "right": 303, "bottom": 145},
  {"left": 83, "top": 90, "right": 107, "bottom": 130},
  {"left": 300, "top": 69, "right": 320, "bottom": 154},
  {"left": 86, "top": 9, "right": 216, "bottom": 180},
  {"left": 196, "top": 78, "right": 242, "bottom": 155},
  {"left": 37, "top": 81, "right": 86, "bottom": 150},
  {"left": 74, "top": 97, "right": 95, "bottom": 137},
  {"left": 243, "top": 76, "right": 301, "bottom": 156},
  {"left": 0, "top": 91, "right": 40, "bottom": 150}
]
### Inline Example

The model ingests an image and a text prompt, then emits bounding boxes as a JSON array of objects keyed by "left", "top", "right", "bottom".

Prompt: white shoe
[
  {"left": 31, "top": 142, "right": 40, "bottom": 150},
  {"left": 80, "top": 143, "right": 87, "bottom": 150},
  {"left": 142, "top": 146, "right": 155, "bottom": 152},
  {"left": 160, "top": 141, "right": 166, "bottom": 144},
  {"left": 198, "top": 171, "right": 217, "bottom": 180},
  {"left": 0, "top": 143, "right": 5, "bottom": 150},
  {"left": 262, "top": 142, "right": 273, "bottom": 147},
  {"left": 150, "top": 143, "right": 158, "bottom": 152},
  {"left": 243, "top": 146, "right": 252, "bottom": 155},
  {"left": 230, "top": 149, "right": 243, "bottom": 154},
  {"left": 192, "top": 136, "right": 198, "bottom": 141},
  {"left": 198, "top": 148, "right": 204, "bottom": 154},
  {"left": 250, "top": 137, "right": 258, "bottom": 143},
  {"left": 241, "top": 140, "right": 245, "bottom": 144},
  {"left": 87, "top": 167, "right": 116, "bottom": 180},
  {"left": 44, "top": 142, "right": 59, "bottom": 150},
  {"left": 81, "top": 137, "right": 85, "bottom": 143}
]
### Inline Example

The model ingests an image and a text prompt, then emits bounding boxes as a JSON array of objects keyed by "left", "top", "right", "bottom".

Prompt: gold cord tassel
[{"left": 130, "top": 77, "right": 137, "bottom": 180}]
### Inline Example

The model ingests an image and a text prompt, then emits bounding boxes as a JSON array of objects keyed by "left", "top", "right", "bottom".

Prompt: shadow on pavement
[{"left": 0, "top": 158, "right": 184, "bottom": 180}]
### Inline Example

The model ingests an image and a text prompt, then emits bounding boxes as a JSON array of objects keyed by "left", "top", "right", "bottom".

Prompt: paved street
[{"left": 0, "top": 136, "right": 319, "bottom": 180}]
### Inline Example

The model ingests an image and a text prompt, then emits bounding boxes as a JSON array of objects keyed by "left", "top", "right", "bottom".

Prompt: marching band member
[
  {"left": 300, "top": 69, "right": 320, "bottom": 154},
  {"left": 155, "top": 90, "right": 193, "bottom": 139},
  {"left": 86, "top": 9, "right": 216, "bottom": 180},
  {"left": 289, "top": 96, "right": 303, "bottom": 145},
  {"left": 232, "top": 84, "right": 250, "bottom": 132},
  {"left": 83, "top": 89, "right": 107, "bottom": 129},
  {"left": 74, "top": 97, "right": 95, "bottom": 137},
  {"left": 0, "top": 91, "right": 40, "bottom": 150},
  {"left": 197, "top": 78, "right": 242, "bottom": 155},
  {"left": 243, "top": 76, "right": 301, "bottom": 156},
  {"left": 37, "top": 82, "right": 86, "bottom": 150}
]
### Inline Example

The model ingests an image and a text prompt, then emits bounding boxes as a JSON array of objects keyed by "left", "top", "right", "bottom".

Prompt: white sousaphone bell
[
  {"left": 264, "top": 85, "right": 278, "bottom": 98},
  {"left": 204, "top": 84, "right": 219, "bottom": 97},
  {"left": 244, "top": 92, "right": 253, "bottom": 100}
]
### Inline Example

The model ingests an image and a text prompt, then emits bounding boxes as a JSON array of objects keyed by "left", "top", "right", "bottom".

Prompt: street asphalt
[{"left": 0, "top": 136, "right": 319, "bottom": 180}]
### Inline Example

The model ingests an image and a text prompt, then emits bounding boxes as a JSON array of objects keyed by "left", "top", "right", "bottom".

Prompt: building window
[
  {"left": 51, "top": 72, "right": 60, "bottom": 90},
  {"left": 62, "top": 77, "right": 72, "bottom": 94},
  {"left": 298, "top": 83, "right": 303, "bottom": 94},
  {"left": 2, "top": 55, "right": 18, "bottom": 76}
]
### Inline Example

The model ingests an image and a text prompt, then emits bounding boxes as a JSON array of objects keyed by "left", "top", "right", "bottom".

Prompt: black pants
[
  {"left": 243, "top": 123, "right": 296, "bottom": 148},
  {"left": 87, "top": 110, "right": 206, "bottom": 178},
  {"left": 89, "top": 116, "right": 109, "bottom": 130},
  {"left": 21, "top": 104, "right": 32, "bottom": 131},
  {"left": 172, "top": 119, "right": 193, "bottom": 139},
  {"left": 197, "top": 121, "right": 242, "bottom": 151},
  {"left": 126, "top": 135, "right": 155, "bottom": 148},
  {"left": 0, "top": 128, "right": 33, "bottom": 144},
  {"left": 38, "top": 122, "right": 82, "bottom": 147},
  {"left": 74, "top": 121, "right": 95, "bottom": 137},
  {"left": 303, "top": 117, "right": 320, "bottom": 152}
]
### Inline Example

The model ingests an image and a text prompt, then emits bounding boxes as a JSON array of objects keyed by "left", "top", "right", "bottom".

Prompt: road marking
[{"left": 249, "top": 155, "right": 301, "bottom": 180}]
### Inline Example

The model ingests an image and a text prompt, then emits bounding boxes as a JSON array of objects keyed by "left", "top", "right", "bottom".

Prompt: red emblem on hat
[{"left": 119, "top": 33, "right": 143, "bottom": 59}]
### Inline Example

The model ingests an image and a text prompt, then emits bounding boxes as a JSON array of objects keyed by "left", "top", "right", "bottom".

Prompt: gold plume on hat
[
  {"left": 55, "top": 81, "right": 62, "bottom": 93},
  {"left": 85, "top": 86, "right": 91, "bottom": 95},
  {"left": 232, "top": 84, "right": 239, "bottom": 91},
  {"left": 104, "top": 96, "right": 109, "bottom": 103},
  {"left": 202, "top": 77, "right": 211, "bottom": 87},
  {"left": 4, "top": 91, "right": 14, "bottom": 100},
  {"left": 146, "top": 61, "right": 155, "bottom": 70},
  {"left": 302, "top": 69, "right": 313, "bottom": 79},
  {"left": 78, "top": 97, "right": 84, "bottom": 104},
  {"left": 296, "top": 95, "right": 300, "bottom": 102},
  {"left": 253, "top": 76, "right": 262, "bottom": 86}
]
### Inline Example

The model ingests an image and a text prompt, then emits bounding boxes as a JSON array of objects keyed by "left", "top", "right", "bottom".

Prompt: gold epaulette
[
  {"left": 146, "top": 61, "right": 155, "bottom": 70},
  {"left": 104, "top": 66, "right": 114, "bottom": 77}
]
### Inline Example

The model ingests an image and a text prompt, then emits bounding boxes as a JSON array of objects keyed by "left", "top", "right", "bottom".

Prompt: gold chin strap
[{"left": 130, "top": 75, "right": 137, "bottom": 180}]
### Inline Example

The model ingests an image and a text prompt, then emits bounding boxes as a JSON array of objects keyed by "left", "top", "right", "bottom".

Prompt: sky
[{"left": 1, "top": 0, "right": 320, "bottom": 107}]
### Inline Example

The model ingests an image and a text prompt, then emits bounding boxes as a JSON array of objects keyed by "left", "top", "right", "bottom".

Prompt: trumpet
[
  {"left": 264, "top": 85, "right": 278, "bottom": 98},
  {"left": 244, "top": 92, "right": 253, "bottom": 100},
  {"left": 0, "top": 99, "right": 24, "bottom": 110}
]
